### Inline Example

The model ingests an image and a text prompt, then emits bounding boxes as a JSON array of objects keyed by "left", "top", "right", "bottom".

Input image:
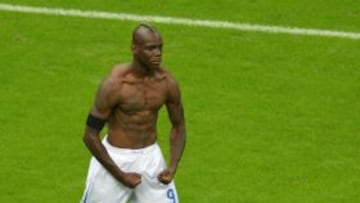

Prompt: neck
[{"left": 131, "top": 61, "right": 157, "bottom": 77}]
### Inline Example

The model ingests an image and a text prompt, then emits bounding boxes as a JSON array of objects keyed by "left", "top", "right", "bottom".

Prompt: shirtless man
[{"left": 81, "top": 24, "right": 186, "bottom": 203}]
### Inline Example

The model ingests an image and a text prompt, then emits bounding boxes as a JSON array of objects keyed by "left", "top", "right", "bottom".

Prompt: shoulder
[
  {"left": 160, "top": 67, "right": 181, "bottom": 101},
  {"left": 105, "top": 63, "right": 133, "bottom": 85},
  {"left": 159, "top": 67, "right": 178, "bottom": 86},
  {"left": 98, "top": 63, "right": 130, "bottom": 95},
  {"left": 109, "top": 63, "right": 132, "bottom": 80}
]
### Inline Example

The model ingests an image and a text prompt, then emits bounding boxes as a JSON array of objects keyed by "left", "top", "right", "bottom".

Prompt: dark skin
[{"left": 83, "top": 25, "right": 186, "bottom": 188}]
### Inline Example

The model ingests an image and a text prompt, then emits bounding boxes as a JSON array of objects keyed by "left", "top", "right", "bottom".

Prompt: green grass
[{"left": 1, "top": 1, "right": 360, "bottom": 202}]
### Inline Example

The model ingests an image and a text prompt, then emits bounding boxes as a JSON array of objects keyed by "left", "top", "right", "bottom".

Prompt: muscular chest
[{"left": 118, "top": 80, "right": 167, "bottom": 112}]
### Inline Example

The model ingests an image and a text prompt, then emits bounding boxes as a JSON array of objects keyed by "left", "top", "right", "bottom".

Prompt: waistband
[{"left": 102, "top": 135, "right": 159, "bottom": 155}]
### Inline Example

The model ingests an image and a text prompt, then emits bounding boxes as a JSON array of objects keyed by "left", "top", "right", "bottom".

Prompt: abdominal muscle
[{"left": 106, "top": 109, "right": 159, "bottom": 149}]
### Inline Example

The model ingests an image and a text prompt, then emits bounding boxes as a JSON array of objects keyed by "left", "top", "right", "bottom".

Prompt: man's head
[{"left": 132, "top": 24, "right": 163, "bottom": 71}]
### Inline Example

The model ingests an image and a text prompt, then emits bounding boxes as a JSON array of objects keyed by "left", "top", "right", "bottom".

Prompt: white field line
[{"left": 1, "top": 3, "right": 360, "bottom": 40}]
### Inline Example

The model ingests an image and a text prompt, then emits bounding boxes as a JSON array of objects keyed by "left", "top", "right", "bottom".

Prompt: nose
[{"left": 153, "top": 47, "right": 162, "bottom": 56}]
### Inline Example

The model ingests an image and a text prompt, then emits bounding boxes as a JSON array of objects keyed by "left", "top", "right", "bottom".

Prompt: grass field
[{"left": 1, "top": 1, "right": 360, "bottom": 202}]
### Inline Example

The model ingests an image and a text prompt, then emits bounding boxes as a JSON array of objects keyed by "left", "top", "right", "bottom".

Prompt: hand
[
  {"left": 121, "top": 172, "right": 142, "bottom": 188},
  {"left": 158, "top": 169, "right": 174, "bottom": 184}
]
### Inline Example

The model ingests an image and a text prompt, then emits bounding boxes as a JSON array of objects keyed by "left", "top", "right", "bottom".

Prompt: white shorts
[{"left": 81, "top": 137, "right": 179, "bottom": 203}]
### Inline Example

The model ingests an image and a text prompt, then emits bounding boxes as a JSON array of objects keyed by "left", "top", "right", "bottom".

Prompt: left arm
[{"left": 158, "top": 76, "right": 186, "bottom": 184}]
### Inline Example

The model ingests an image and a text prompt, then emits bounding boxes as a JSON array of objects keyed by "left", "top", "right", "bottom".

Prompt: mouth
[{"left": 150, "top": 59, "right": 161, "bottom": 65}]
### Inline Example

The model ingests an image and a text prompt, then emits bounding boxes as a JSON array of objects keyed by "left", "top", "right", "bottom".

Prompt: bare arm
[
  {"left": 83, "top": 77, "right": 141, "bottom": 188},
  {"left": 159, "top": 77, "right": 186, "bottom": 184}
]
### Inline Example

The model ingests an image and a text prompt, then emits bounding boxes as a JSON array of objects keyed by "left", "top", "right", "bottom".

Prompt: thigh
[
  {"left": 132, "top": 175, "right": 179, "bottom": 203},
  {"left": 81, "top": 158, "right": 132, "bottom": 203}
]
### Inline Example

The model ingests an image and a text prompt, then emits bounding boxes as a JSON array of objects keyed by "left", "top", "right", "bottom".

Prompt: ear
[{"left": 131, "top": 43, "right": 138, "bottom": 54}]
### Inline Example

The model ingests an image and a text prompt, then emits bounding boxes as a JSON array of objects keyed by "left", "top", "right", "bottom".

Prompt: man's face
[{"left": 133, "top": 32, "right": 163, "bottom": 70}]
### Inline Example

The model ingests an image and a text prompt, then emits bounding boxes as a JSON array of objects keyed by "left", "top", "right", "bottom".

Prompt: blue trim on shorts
[{"left": 83, "top": 189, "right": 89, "bottom": 203}]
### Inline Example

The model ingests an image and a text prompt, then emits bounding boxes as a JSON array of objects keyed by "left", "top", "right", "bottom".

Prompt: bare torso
[{"left": 106, "top": 65, "right": 169, "bottom": 148}]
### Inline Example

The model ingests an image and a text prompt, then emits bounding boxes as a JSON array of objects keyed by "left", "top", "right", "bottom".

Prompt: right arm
[{"left": 83, "top": 77, "right": 141, "bottom": 188}]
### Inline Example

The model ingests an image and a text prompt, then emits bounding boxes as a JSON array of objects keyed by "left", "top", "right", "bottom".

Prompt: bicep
[
  {"left": 166, "top": 80, "right": 185, "bottom": 126},
  {"left": 90, "top": 79, "right": 119, "bottom": 119},
  {"left": 166, "top": 101, "right": 184, "bottom": 126}
]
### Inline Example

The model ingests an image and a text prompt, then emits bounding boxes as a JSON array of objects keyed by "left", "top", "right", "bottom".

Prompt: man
[{"left": 81, "top": 24, "right": 186, "bottom": 203}]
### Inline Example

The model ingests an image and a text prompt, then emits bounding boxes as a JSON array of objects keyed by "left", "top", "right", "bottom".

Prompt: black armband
[{"left": 86, "top": 114, "right": 106, "bottom": 131}]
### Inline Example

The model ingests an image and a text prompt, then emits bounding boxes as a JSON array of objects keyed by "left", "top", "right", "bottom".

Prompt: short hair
[{"left": 132, "top": 23, "right": 160, "bottom": 44}]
